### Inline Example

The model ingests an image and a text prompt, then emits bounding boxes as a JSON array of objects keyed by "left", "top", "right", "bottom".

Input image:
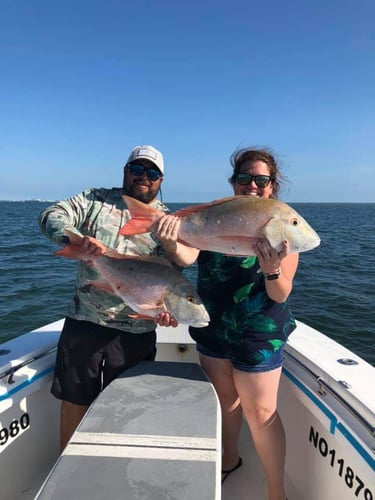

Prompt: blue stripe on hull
[
  {"left": 283, "top": 367, "right": 374, "bottom": 470},
  {"left": 0, "top": 366, "right": 54, "bottom": 401}
]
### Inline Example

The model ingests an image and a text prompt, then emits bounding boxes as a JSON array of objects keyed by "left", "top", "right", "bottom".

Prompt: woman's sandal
[{"left": 221, "top": 457, "right": 243, "bottom": 484}]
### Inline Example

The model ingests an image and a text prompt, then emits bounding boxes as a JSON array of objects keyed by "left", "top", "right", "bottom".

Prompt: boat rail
[
  {"left": 283, "top": 350, "right": 375, "bottom": 440},
  {"left": 1, "top": 336, "right": 374, "bottom": 441},
  {"left": 0, "top": 347, "right": 57, "bottom": 384}
]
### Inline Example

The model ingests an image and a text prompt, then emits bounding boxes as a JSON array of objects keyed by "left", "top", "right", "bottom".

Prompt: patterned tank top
[{"left": 189, "top": 251, "right": 296, "bottom": 366}]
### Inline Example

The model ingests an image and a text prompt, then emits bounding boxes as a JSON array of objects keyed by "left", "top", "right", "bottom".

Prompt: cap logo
[{"left": 136, "top": 148, "right": 157, "bottom": 160}]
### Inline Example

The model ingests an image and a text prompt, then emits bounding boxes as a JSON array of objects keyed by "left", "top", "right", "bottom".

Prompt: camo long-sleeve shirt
[{"left": 39, "top": 187, "right": 169, "bottom": 333}]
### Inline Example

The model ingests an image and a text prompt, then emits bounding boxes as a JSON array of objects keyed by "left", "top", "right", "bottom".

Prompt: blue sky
[{"left": 1, "top": 0, "right": 374, "bottom": 202}]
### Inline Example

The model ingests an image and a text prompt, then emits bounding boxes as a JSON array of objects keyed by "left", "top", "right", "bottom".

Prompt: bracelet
[{"left": 263, "top": 268, "right": 281, "bottom": 281}]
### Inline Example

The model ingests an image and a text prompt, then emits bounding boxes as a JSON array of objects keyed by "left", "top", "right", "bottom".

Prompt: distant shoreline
[{"left": 0, "top": 199, "right": 374, "bottom": 205}]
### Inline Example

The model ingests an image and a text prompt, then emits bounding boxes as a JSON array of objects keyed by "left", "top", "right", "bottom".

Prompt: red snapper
[
  {"left": 55, "top": 237, "right": 210, "bottom": 327},
  {"left": 119, "top": 195, "right": 321, "bottom": 256}
]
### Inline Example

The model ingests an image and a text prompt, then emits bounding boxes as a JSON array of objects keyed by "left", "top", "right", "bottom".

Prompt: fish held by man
[
  {"left": 55, "top": 234, "right": 210, "bottom": 327},
  {"left": 119, "top": 195, "right": 321, "bottom": 256}
]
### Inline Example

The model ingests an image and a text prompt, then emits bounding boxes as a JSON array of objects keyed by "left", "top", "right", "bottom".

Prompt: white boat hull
[
  {"left": 0, "top": 322, "right": 61, "bottom": 499},
  {"left": 0, "top": 320, "right": 374, "bottom": 499}
]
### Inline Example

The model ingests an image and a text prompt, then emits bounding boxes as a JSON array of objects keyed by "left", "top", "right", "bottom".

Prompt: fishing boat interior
[{"left": 0, "top": 319, "right": 374, "bottom": 499}]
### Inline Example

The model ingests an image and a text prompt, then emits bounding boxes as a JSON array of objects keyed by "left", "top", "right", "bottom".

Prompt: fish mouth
[
  {"left": 192, "top": 310, "right": 210, "bottom": 327},
  {"left": 191, "top": 320, "right": 210, "bottom": 327},
  {"left": 297, "top": 237, "right": 321, "bottom": 252}
]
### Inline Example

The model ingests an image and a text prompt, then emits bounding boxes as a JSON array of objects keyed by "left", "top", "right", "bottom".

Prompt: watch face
[
  {"left": 266, "top": 274, "right": 279, "bottom": 280},
  {"left": 265, "top": 270, "right": 281, "bottom": 280}
]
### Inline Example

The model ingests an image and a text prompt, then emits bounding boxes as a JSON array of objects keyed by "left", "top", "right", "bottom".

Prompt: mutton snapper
[
  {"left": 119, "top": 195, "right": 321, "bottom": 256},
  {"left": 55, "top": 237, "right": 210, "bottom": 327}
]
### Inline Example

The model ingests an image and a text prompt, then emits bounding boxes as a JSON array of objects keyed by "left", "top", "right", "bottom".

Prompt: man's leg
[{"left": 60, "top": 400, "right": 89, "bottom": 452}]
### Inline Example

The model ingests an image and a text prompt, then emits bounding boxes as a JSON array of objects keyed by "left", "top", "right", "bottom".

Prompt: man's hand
[
  {"left": 82, "top": 236, "right": 107, "bottom": 256},
  {"left": 156, "top": 311, "right": 178, "bottom": 328}
]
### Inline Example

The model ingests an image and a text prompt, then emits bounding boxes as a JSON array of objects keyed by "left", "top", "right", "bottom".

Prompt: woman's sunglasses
[
  {"left": 235, "top": 173, "right": 273, "bottom": 188},
  {"left": 127, "top": 163, "right": 162, "bottom": 181}
]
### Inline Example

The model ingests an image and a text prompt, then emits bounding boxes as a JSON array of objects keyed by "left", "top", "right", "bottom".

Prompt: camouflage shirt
[{"left": 39, "top": 187, "right": 169, "bottom": 333}]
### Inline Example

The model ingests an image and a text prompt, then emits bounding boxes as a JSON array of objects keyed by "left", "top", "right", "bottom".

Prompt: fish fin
[
  {"left": 87, "top": 280, "right": 114, "bottom": 294},
  {"left": 119, "top": 217, "right": 155, "bottom": 236},
  {"left": 137, "top": 302, "right": 166, "bottom": 311},
  {"left": 123, "top": 195, "right": 164, "bottom": 217},
  {"left": 63, "top": 229, "right": 133, "bottom": 259},
  {"left": 60, "top": 230, "right": 142, "bottom": 260},
  {"left": 128, "top": 313, "right": 156, "bottom": 320},
  {"left": 104, "top": 247, "right": 135, "bottom": 259},
  {"left": 174, "top": 196, "right": 237, "bottom": 217},
  {"left": 54, "top": 244, "right": 84, "bottom": 259},
  {"left": 120, "top": 195, "right": 163, "bottom": 236},
  {"left": 128, "top": 302, "right": 166, "bottom": 320},
  {"left": 56, "top": 241, "right": 174, "bottom": 270},
  {"left": 56, "top": 243, "right": 126, "bottom": 261}
]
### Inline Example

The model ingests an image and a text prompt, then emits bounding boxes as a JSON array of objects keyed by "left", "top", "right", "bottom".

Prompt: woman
[{"left": 188, "top": 148, "right": 297, "bottom": 500}]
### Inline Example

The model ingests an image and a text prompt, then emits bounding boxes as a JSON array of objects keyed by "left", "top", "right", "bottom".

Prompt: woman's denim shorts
[{"left": 196, "top": 343, "right": 284, "bottom": 373}]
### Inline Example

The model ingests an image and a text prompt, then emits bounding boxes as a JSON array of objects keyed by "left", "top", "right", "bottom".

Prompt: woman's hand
[
  {"left": 254, "top": 239, "right": 289, "bottom": 274},
  {"left": 254, "top": 239, "right": 299, "bottom": 303}
]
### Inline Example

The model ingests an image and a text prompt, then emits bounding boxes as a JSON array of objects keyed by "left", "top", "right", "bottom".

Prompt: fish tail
[
  {"left": 120, "top": 194, "right": 163, "bottom": 236},
  {"left": 54, "top": 244, "right": 84, "bottom": 260},
  {"left": 119, "top": 216, "right": 156, "bottom": 236}
]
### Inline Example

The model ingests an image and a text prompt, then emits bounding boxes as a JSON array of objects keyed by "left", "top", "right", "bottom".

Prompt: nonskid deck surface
[{"left": 35, "top": 361, "right": 222, "bottom": 500}]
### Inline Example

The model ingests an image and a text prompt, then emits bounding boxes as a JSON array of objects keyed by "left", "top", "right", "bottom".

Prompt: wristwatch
[{"left": 263, "top": 269, "right": 281, "bottom": 281}]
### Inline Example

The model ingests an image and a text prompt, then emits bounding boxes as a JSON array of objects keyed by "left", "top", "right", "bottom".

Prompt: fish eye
[
  {"left": 292, "top": 219, "right": 299, "bottom": 226},
  {"left": 187, "top": 296, "right": 195, "bottom": 303}
]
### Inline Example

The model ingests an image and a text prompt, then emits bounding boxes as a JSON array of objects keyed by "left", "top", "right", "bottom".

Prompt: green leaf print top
[{"left": 189, "top": 251, "right": 296, "bottom": 366}]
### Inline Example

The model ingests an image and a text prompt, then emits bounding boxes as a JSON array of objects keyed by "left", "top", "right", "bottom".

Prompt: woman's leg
[
  {"left": 233, "top": 367, "right": 286, "bottom": 500},
  {"left": 199, "top": 353, "right": 243, "bottom": 471}
]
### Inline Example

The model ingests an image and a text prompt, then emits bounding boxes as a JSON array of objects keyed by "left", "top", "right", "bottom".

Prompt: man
[{"left": 39, "top": 145, "right": 188, "bottom": 450}]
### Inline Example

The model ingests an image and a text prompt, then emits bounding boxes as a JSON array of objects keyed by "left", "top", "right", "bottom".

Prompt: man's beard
[{"left": 122, "top": 183, "right": 159, "bottom": 204}]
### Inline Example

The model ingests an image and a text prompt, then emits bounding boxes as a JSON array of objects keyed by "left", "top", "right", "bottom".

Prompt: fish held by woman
[
  {"left": 55, "top": 233, "right": 210, "bottom": 327},
  {"left": 119, "top": 195, "right": 321, "bottom": 256}
]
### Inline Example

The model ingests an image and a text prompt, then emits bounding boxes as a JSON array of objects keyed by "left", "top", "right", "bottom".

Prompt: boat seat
[{"left": 35, "top": 361, "right": 221, "bottom": 500}]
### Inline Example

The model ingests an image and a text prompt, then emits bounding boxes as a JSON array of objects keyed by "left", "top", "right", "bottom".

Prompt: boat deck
[
  {"left": 3, "top": 319, "right": 374, "bottom": 500},
  {"left": 30, "top": 424, "right": 265, "bottom": 500},
  {"left": 222, "top": 422, "right": 267, "bottom": 499},
  {"left": 34, "top": 360, "right": 266, "bottom": 500},
  {"left": 36, "top": 362, "right": 223, "bottom": 499}
]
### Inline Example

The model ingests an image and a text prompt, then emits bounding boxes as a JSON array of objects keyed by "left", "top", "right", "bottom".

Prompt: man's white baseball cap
[{"left": 126, "top": 145, "right": 164, "bottom": 174}]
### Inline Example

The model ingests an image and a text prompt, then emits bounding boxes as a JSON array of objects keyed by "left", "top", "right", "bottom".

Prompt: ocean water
[{"left": 0, "top": 200, "right": 374, "bottom": 366}]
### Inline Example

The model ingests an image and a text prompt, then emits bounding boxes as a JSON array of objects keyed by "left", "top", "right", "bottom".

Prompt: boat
[{"left": 0, "top": 319, "right": 374, "bottom": 499}]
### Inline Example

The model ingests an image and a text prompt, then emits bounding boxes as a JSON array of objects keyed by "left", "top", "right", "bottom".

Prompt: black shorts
[{"left": 51, "top": 317, "right": 157, "bottom": 406}]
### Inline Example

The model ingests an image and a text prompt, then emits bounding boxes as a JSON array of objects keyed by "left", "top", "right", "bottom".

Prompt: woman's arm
[{"left": 254, "top": 239, "right": 299, "bottom": 303}]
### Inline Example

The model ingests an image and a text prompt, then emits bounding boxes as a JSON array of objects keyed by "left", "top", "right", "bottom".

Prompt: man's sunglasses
[
  {"left": 235, "top": 173, "right": 273, "bottom": 188},
  {"left": 126, "top": 163, "right": 162, "bottom": 181}
]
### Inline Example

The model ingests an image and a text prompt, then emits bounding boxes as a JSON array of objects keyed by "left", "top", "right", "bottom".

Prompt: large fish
[
  {"left": 119, "top": 195, "right": 320, "bottom": 256},
  {"left": 55, "top": 233, "right": 210, "bottom": 327}
]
